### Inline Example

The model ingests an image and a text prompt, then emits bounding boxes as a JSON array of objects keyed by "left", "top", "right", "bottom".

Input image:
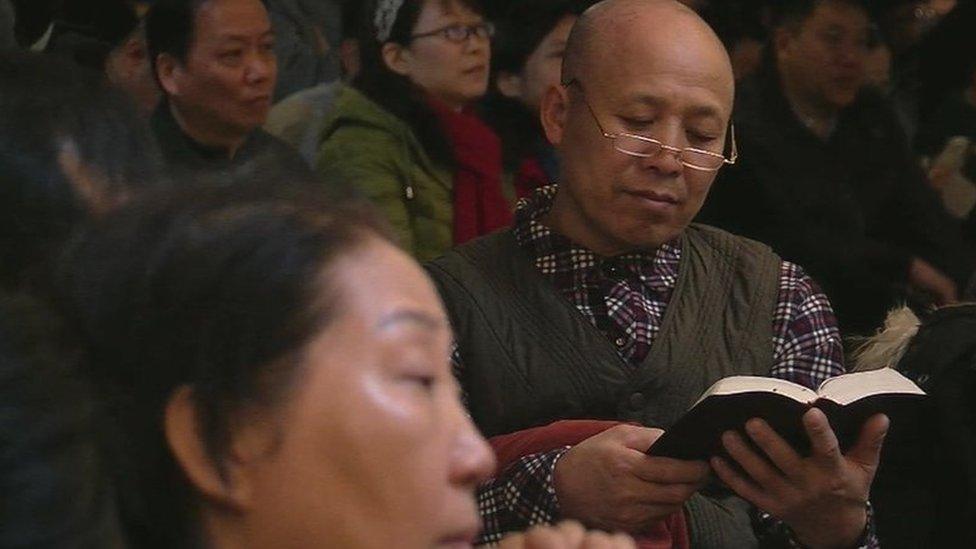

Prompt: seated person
[
  {"left": 59, "top": 182, "right": 634, "bottom": 549},
  {"left": 145, "top": 0, "right": 307, "bottom": 173},
  {"left": 486, "top": 0, "right": 590, "bottom": 198},
  {"left": 44, "top": 0, "right": 160, "bottom": 115},
  {"left": 700, "top": 0, "right": 972, "bottom": 336},
  {"left": 265, "top": 0, "right": 342, "bottom": 101},
  {"left": 426, "top": 0, "right": 887, "bottom": 546},
  {"left": 316, "top": 0, "right": 511, "bottom": 261},
  {"left": 0, "top": 293, "right": 123, "bottom": 548},
  {"left": 0, "top": 50, "right": 162, "bottom": 295},
  {"left": 1, "top": 0, "right": 14, "bottom": 48}
]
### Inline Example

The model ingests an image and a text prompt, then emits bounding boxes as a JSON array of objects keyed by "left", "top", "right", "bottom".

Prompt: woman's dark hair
[
  {"left": 486, "top": 0, "right": 589, "bottom": 170},
  {"left": 57, "top": 181, "right": 389, "bottom": 548},
  {"left": 353, "top": 0, "right": 484, "bottom": 168},
  {"left": 0, "top": 50, "right": 163, "bottom": 295},
  {"left": 44, "top": 0, "right": 141, "bottom": 71},
  {"left": 0, "top": 292, "right": 124, "bottom": 548}
]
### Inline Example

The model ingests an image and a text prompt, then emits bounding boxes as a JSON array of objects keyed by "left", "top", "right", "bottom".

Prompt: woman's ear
[
  {"left": 495, "top": 70, "right": 523, "bottom": 100},
  {"left": 381, "top": 42, "right": 411, "bottom": 77},
  {"left": 165, "top": 386, "right": 255, "bottom": 511},
  {"left": 540, "top": 84, "right": 569, "bottom": 146}
]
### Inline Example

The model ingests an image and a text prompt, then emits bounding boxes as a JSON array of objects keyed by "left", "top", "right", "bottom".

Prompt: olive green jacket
[{"left": 315, "top": 85, "right": 454, "bottom": 261}]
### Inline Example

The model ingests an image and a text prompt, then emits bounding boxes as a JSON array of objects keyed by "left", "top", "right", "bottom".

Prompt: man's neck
[
  {"left": 168, "top": 102, "right": 248, "bottom": 160},
  {"left": 779, "top": 74, "right": 839, "bottom": 140}
]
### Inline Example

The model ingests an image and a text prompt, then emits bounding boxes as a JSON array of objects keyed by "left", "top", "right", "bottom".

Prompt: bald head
[{"left": 562, "top": 0, "right": 733, "bottom": 104}]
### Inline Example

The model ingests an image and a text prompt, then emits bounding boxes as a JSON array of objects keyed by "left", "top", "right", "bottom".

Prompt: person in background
[
  {"left": 0, "top": 293, "right": 124, "bottom": 549},
  {"left": 145, "top": 0, "right": 307, "bottom": 173},
  {"left": 701, "top": 0, "right": 972, "bottom": 335},
  {"left": 0, "top": 0, "right": 14, "bottom": 48},
  {"left": 0, "top": 50, "right": 163, "bottom": 296},
  {"left": 265, "top": 0, "right": 342, "bottom": 101},
  {"left": 316, "top": 0, "right": 511, "bottom": 262},
  {"left": 43, "top": 0, "right": 160, "bottom": 115},
  {"left": 429, "top": 0, "right": 886, "bottom": 546},
  {"left": 10, "top": 0, "right": 61, "bottom": 49},
  {"left": 265, "top": 0, "right": 363, "bottom": 164},
  {"left": 486, "top": 0, "right": 591, "bottom": 199},
  {"left": 58, "top": 182, "right": 634, "bottom": 549}
]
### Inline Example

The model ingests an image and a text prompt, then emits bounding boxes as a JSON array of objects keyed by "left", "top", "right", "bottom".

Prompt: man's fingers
[
  {"left": 711, "top": 456, "right": 773, "bottom": 512},
  {"left": 608, "top": 424, "right": 665, "bottom": 452},
  {"left": 630, "top": 455, "right": 710, "bottom": 485},
  {"left": 744, "top": 418, "right": 803, "bottom": 476},
  {"left": 846, "top": 413, "right": 889, "bottom": 468},
  {"left": 802, "top": 408, "right": 842, "bottom": 465},
  {"left": 721, "top": 430, "right": 788, "bottom": 492}
]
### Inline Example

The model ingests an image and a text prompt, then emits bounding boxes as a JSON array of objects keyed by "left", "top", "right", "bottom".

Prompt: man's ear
[
  {"left": 495, "top": 70, "right": 523, "bottom": 100},
  {"left": 155, "top": 52, "right": 183, "bottom": 97},
  {"left": 381, "top": 42, "right": 411, "bottom": 77},
  {"left": 165, "top": 386, "right": 256, "bottom": 512},
  {"left": 540, "top": 84, "right": 569, "bottom": 146}
]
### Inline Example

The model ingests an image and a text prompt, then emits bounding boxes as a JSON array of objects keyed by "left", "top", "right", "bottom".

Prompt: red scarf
[{"left": 429, "top": 99, "right": 512, "bottom": 245}]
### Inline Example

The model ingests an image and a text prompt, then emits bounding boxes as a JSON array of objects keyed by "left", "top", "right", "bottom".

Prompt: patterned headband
[{"left": 374, "top": 0, "right": 407, "bottom": 42}]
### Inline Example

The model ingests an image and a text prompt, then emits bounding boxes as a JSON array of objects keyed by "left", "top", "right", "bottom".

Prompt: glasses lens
[
  {"left": 614, "top": 135, "right": 659, "bottom": 157},
  {"left": 682, "top": 149, "right": 725, "bottom": 170},
  {"left": 480, "top": 22, "right": 496, "bottom": 38},
  {"left": 444, "top": 25, "right": 468, "bottom": 41}
]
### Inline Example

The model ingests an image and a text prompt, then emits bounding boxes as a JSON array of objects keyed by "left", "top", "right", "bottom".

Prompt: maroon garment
[
  {"left": 514, "top": 155, "right": 548, "bottom": 200},
  {"left": 489, "top": 420, "right": 690, "bottom": 549},
  {"left": 429, "top": 99, "right": 512, "bottom": 245}
]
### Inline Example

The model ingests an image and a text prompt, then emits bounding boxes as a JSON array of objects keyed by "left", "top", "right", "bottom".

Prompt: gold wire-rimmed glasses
[{"left": 564, "top": 79, "right": 738, "bottom": 172}]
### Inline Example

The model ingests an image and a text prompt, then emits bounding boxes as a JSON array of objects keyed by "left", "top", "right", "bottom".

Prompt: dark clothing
[
  {"left": 150, "top": 101, "right": 308, "bottom": 177},
  {"left": 916, "top": 91, "right": 976, "bottom": 183},
  {"left": 428, "top": 223, "right": 779, "bottom": 440},
  {"left": 700, "top": 67, "right": 973, "bottom": 335}
]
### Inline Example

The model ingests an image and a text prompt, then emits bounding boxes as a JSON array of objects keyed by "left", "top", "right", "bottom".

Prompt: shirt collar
[{"left": 513, "top": 184, "right": 680, "bottom": 292}]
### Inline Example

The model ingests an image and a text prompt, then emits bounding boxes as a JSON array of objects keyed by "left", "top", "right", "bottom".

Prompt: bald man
[{"left": 427, "top": 1, "right": 886, "bottom": 547}]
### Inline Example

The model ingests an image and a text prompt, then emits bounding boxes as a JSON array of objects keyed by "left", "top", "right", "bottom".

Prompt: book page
[
  {"left": 817, "top": 368, "right": 925, "bottom": 406},
  {"left": 692, "top": 375, "right": 817, "bottom": 408}
]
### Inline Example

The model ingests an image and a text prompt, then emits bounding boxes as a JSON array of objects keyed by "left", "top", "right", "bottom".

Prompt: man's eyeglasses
[
  {"left": 410, "top": 22, "right": 496, "bottom": 44},
  {"left": 564, "top": 79, "right": 737, "bottom": 172}
]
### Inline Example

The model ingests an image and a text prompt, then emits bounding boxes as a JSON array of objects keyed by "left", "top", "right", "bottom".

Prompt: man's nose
[
  {"left": 244, "top": 51, "right": 275, "bottom": 84},
  {"left": 639, "top": 137, "right": 685, "bottom": 177}
]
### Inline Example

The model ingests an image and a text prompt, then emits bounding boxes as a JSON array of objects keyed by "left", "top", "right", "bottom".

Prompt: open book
[{"left": 647, "top": 368, "right": 925, "bottom": 460}]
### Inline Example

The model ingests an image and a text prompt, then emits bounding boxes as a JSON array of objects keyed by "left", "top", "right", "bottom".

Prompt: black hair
[
  {"left": 144, "top": 0, "right": 208, "bottom": 82},
  {"left": 57, "top": 181, "right": 389, "bottom": 549},
  {"left": 353, "top": 0, "right": 485, "bottom": 169},
  {"left": 11, "top": 0, "right": 63, "bottom": 46},
  {"left": 0, "top": 292, "right": 124, "bottom": 548},
  {"left": 492, "top": 0, "right": 588, "bottom": 75},
  {"left": 771, "top": 0, "right": 870, "bottom": 30},
  {"left": 0, "top": 51, "right": 163, "bottom": 295},
  {"left": 486, "top": 0, "right": 589, "bottom": 170},
  {"left": 45, "top": 0, "right": 140, "bottom": 70}
]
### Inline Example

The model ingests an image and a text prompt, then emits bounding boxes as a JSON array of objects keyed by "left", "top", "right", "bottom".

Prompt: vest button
[
  {"left": 628, "top": 392, "right": 646, "bottom": 410},
  {"left": 614, "top": 337, "right": 626, "bottom": 347}
]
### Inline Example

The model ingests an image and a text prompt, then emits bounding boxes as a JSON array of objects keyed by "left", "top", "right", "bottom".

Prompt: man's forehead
[
  {"left": 805, "top": 1, "right": 871, "bottom": 30},
  {"left": 194, "top": 0, "right": 271, "bottom": 38}
]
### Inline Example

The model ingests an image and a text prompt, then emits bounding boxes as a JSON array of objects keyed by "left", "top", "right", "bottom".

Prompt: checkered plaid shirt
[{"left": 460, "top": 185, "right": 876, "bottom": 547}]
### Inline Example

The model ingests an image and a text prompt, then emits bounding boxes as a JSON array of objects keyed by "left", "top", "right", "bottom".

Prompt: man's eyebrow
[{"left": 376, "top": 310, "right": 447, "bottom": 331}]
